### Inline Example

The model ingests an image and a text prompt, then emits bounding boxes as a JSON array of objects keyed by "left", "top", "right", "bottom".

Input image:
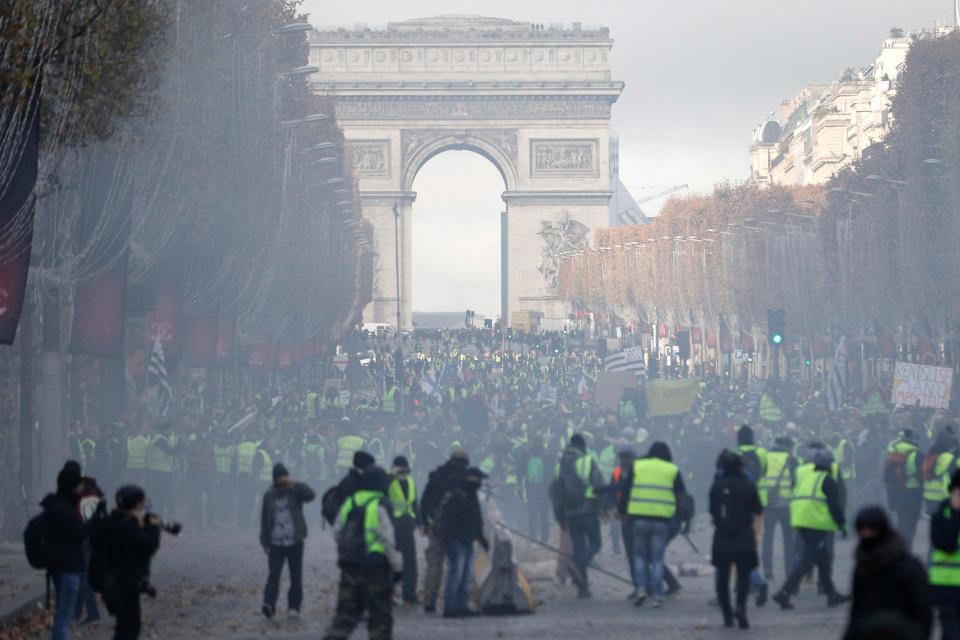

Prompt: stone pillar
[
  {"left": 359, "top": 192, "right": 416, "bottom": 330},
  {"left": 502, "top": 191, "right": 612, "bottom": 327}
]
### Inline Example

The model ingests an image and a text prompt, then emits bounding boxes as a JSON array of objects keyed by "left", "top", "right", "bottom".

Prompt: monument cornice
[
  {"left": 332, "top": 95, "right": 618, "bottom": 120},
  {"left": 311, "top": 80, "right": 624, "bottom": 96},
  {"left": 501, "top": 189, "right": 613, "bottom": 205}
]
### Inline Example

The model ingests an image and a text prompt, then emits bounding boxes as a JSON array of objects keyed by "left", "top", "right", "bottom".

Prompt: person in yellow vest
[
  {"left": 760, "top": 436, "right": 796, "bottom": 580},
  {"left": 145, "top": 421, "right": 177, "bottom": 515},
  {"left": 381, "top": 378, "right": 401, "bottom": 419},
  {"left": 323, "top": 466, "right": 399, "bottom": 640},
  {"left": 551, "top": 433, "right": 605, "bottom": 599},
  {"left": 388, "top": 456, "right": 419, "bottom": 605},
  {"left": 618, "top": 441, "right": 686, "bottom": 608},
  {"left": 925, "top": 429, "right": 959, "bottom": 515},
  {"left": 886, "top": 428, "right": 924, "bottom": 549},
  {"left": 213, "top": 431, "right": 237, "bottom": 524},
  {"left": 930, "top": 470, "right": 960, "bottom": 639},
  {"left": 236, "top": 431, "right": 264, "bottom": 529},
  {"left": 305, "top": 388, "right": 320, "bottom": 421},
  {"left": 772, "top": 450, "right": 851, "bottom": 609},
  {"left": 126, "top": 424, "right": 151, "bottom": 486},
  {"left": 336, "top": 431, "right": 366, "bottom": 474}
]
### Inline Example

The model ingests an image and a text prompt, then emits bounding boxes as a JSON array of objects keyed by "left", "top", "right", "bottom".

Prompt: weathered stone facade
[{"left": 309, "top": 14, "right": 623, "bottom": 327}]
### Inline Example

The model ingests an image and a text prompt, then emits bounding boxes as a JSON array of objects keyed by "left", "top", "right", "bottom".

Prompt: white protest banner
[{"left": 891, "top": 361, "right": 953, "bottom": 410}]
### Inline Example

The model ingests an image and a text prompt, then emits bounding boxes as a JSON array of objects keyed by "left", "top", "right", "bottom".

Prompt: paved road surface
[{"left": 49, "top": 512, "right": 875, "bottom": 640}]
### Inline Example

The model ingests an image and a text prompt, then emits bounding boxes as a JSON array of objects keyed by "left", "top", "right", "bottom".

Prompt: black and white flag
[
  {"left": 604, "top": 347, "right": 646, "bottom": 374},
  {"left": 148, "top": 337, "right": 172, "bottom": 416},
  {"left": 827, "top": 336, "right": 847, "bottom": 411}
]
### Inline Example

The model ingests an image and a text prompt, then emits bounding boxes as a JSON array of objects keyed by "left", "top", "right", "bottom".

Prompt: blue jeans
[
  {"left": 632, "top": 519, "right": 669, "bottom": 597},
  {"left": 75, "top": 542, "right": 100, "bottom": 621},
  {"left": 444, "top": 541, "right": 474, "bottom": 613},
  {"left": 52, "top": 572, "right": 81, "bottom": 640}
]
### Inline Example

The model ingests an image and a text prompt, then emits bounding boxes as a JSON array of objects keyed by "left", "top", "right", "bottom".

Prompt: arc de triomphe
[{"left": 309, "top": 15, "right": 623, "bottom": 328}]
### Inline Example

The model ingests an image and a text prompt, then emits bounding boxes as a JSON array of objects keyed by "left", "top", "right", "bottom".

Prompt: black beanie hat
[
  {"left": 360, "top": 466, "right": 389, "bottom": 492},
  {"left": 57, "top": 463, "right": 82, "bottom": 494},
  {"left": 570, "top": 434, "right": 587, "bottom": 452},
  {"left": 392, "top": 456, "right": 410, "bottom": 470},
  {"left": 950, "top": 469, "right": 960, "bottom": 492},
  {"left": 737, "top": 424, "right": 755, "bottom": 445},
  {"left": 353, "top": 450, "right": 375, "bottom": 469},
  {"left": 115, "top": 485, "right": 146, "bottom": 511},
  {"left": 272, "top": 463, "right": 289, "bottom": 483},
  {"left": 854, "top": 505, "right": 892, "bottom": 535}
]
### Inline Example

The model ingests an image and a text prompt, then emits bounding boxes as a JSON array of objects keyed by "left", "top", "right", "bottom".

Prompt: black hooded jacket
[
  {"left": 843, "top": 529, "right": 932, "bottom": 640},
  {"left": 39, "top": 490, "right": 86, "bottom": 573}
]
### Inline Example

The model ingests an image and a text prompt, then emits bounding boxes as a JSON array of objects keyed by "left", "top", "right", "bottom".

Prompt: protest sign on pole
[
  {"left": 645, "top": 378, "right": 702, "bottom": 417},
  {"left": 891, "top": 362, "right": 953, "bottom": 410}
]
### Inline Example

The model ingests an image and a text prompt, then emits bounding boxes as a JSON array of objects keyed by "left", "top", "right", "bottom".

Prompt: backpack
[
  {"left": 740, "top": 448, "right": 763, "bottom": 485},
  {"left": 549, "top": 463, "right": 586, "bottom": 517},
  {"left": 922, "top": 453, "right": 939, "bottom": 482},
  {"left": 526, "top": 456, "right": 545, "bottom": 484},
  {"left": 885, "top": 447, "right": 912, "bottom": 489},
  {"left": 321, "top": 485, "right": 343, "bottom": 526},
  {"left": 23, "top": 511, "right": 51, "bottom": 570},
  {"left": 336, "top": 500, "right": 374, "bottom": 568}
]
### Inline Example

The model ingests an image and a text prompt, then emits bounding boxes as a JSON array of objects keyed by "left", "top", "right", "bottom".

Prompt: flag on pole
[
  {"left": 827, "top": 335, "right": 847, "bottom": 411},
  {"left": 148, "top": 337, "right": 172, "bottom": 416}
]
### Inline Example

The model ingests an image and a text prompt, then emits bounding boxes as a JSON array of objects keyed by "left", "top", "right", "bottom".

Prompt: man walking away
[
  {"left": 844, "top": 506, "right": 931, "bottom": 640},
  {"left": 621, "top": 441, "right": 686, "bottom": 609},
  {"left": 388, "top": 456, "right": 419, "bottom": 605},
  {"left": 886, "top": 428, "right": 924, "bottom": 549},
  {"left": 260, "top": 464, "right": 316, "bottom": 620},
  {"left": 551, "top": 434, "right": 605, "bottom": 599},
  {"left": 438, "top": 467, "right": 490, "bottom": 617},
  {"left": 322, "top": 451, "right": 376, "bottom": 526},
  {"left": 323, "top": 467, "right": 400, "bottom": 640},
  {"left": 929, "top": 470, "right": 960, "bottom": 640},
  {"left": 419, "top": 449, "right": 470, "bottom": 613},
  {"left": 761, "top": 436, "right": 796, "bottom": 580},
  {"left": 710, "top": 451, "right": 763, "bottom": 629},
  {"left": 773, "top": 450, "right": 851, "bottom": 609},
  {"left": 40, "top": 462, "right": 87, "bottom": 640}
]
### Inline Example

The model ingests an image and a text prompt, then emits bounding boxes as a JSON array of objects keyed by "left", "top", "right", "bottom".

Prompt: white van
[{"left": 362, "top": 322, "right": 394, "bottom": 335}]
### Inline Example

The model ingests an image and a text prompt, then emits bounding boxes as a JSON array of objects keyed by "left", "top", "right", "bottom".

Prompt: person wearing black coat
[
  {"left": 41, "top": 461, "right": 87, "bottom": 640},
  {"left": 419, "top": 449, "right": 470, "bottom": 613},
  {"left": 437, "top": 467, "right": 490, "bottom": 618},
  {"left": 91, "top": 485, "right": 162, "bottom": 640},
  {"left": 843, "top": 506, "right": 931, "bottom": 640},
  {"left": 709, "top": 451, "right": 763, "bottom": 629}
]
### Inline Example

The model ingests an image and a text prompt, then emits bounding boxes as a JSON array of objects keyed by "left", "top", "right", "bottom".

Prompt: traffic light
[{"left": 767, "top": 308, "right": 786, "bottom": 345}]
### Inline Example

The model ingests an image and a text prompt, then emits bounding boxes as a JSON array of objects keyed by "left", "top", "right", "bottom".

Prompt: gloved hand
[
  {"left": 839, "top": 526, "right": 848, "bottom": 540},
  {"left": 393, "top": 571, "right": 403, "bottom": 585},
  {"left": 479, "top": 537, "right": 490, "bottom": 553}
]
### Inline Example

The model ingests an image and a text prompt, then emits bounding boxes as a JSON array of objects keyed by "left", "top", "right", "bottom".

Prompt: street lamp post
[{"left": 392, "top": 203, "right": 404, "bottom": 415}]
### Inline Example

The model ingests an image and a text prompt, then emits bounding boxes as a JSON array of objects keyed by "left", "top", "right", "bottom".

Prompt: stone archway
[{"left": 309, "top": 14, "right": 623, "bottom": 328}]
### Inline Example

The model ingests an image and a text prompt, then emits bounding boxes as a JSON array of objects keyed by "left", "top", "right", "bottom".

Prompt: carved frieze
[
  {"left": 334, "top": 98, "right": 612, "bottom": 120},
  {"left": 530, "top": 139, "right": 599, "bottom": 176},
  {"left": 348, "top": 140, "right": 390, "bottom": 177}
]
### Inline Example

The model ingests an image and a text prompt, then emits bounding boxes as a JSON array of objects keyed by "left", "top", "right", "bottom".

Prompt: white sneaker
[
  {"left": 651, "top": 598, "right": 664, "bottom": 609},
  {"left": 287, "top": 609, "right": 300, "bottom": 620},
  {"left": 633, "top": 590, "right": 647, "bottom": 607}
]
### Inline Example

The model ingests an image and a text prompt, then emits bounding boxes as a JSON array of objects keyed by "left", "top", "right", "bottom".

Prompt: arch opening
[{"left": 411, "top": 149, "right": 505, "bottom": 326}]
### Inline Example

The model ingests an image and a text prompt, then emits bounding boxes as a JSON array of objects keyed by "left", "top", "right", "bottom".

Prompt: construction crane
[{"left": 618, "top": 183, "right": 688, "bottom": 226}]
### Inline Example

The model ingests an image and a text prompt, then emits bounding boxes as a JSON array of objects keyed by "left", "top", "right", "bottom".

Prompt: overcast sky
[{"left": 301, "top": 0, "right": 953, "bottom": 318}]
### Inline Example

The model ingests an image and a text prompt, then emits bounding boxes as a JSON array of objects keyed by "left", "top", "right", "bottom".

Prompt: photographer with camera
[{"left": 90, "top": 485, "right": 171, "bottom": 640}]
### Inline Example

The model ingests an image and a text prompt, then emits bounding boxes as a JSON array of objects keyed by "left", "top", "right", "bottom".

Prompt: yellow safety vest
[
  {"left": 145, "top": 434, "right": 175, "bottom": 473},
  {"left": 336, "top": 435, "right": 365, "bottom": 469},
  {"left": 214, "top": 445, "right": 235, "bottom": 475},
  {"left": 759, "top": 393, "right": 783, "bottom": 422},
  {"left": 575, "top": 454, "right": 595, "bottom": 499},
  {"left": 388, "top": 476, "right": 416, "bottom": 519},
  {"left": 382, "top": 387, "right": 399, "bottom": 413},
  {"left": 627, "top": 457, "right": 679, "bottom": 518},
  {"left": 924, "top": 452, "right": 956, "bottom": 503},
  {"left": 790, "top": 466, "right": 837, "bottom": 531},
  {"left": 306, "top": 392, "right": 319, "bottom": 419},
  {"left": 930, "top": 505, "right": 960, "bottom": 586},
  {"left": 258, "top": 449, "right": 274, "bottom": 482},
  {"left": 236, "top": 440, "right": 262, "bottom": 476},
  {"left": 760, "top": 450, "right": 793, "bottom": 502},
  {"left": 338, "top": 490, "right": 386, "bottom": 557},
  {"left": 126, "top": 435, "right": 150, "bottom": 470},
  {"left": 833, "top": 439, "right": 856, "bottom": 481},
  {"left": 888, "top": 439, "right": 921, "bottom": 489}
]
